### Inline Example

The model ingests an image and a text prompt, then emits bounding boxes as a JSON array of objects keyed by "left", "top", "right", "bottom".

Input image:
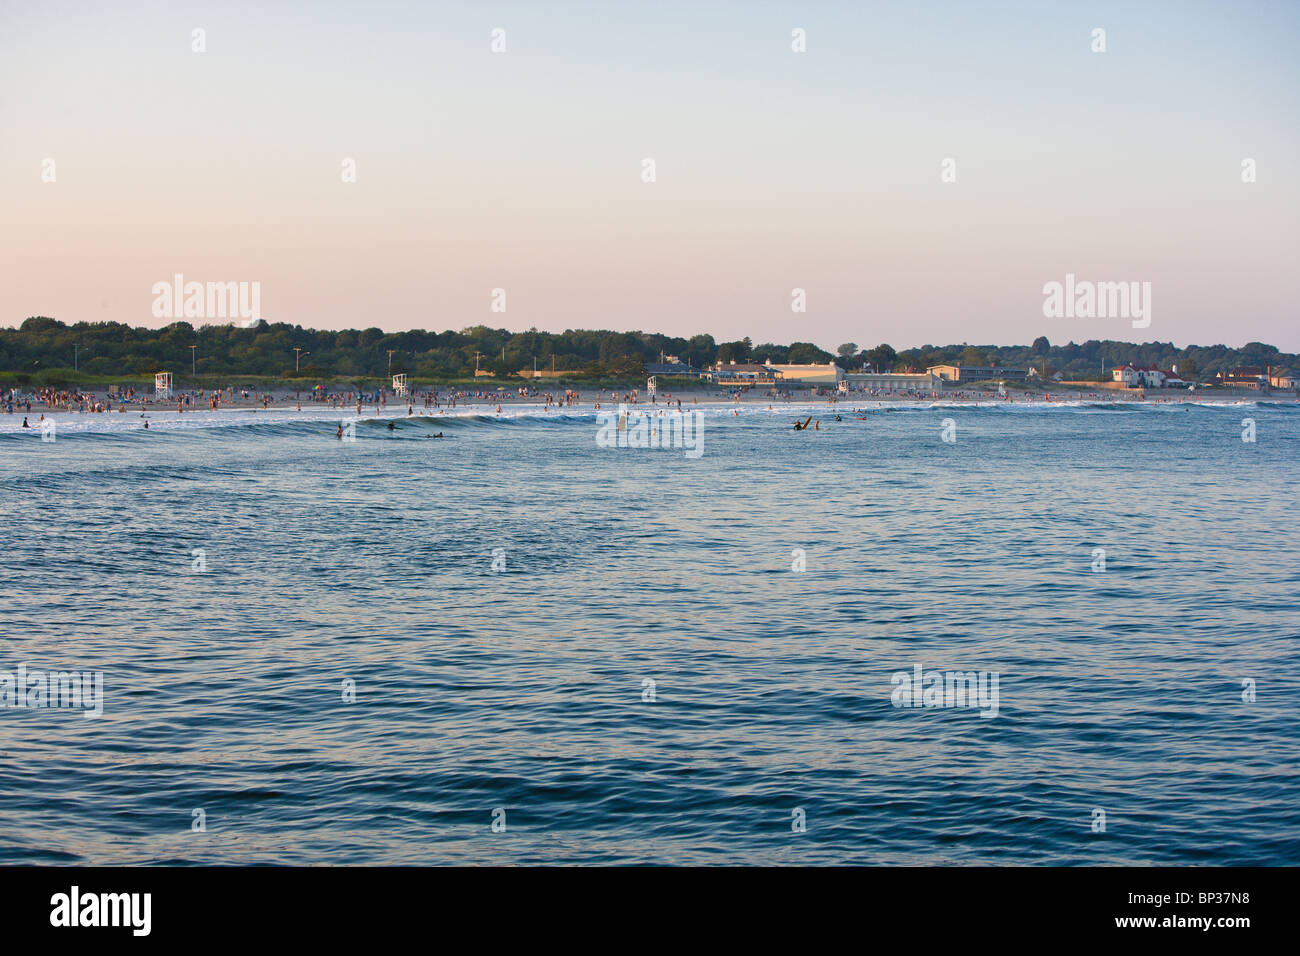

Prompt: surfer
[
  {"left": 387, "top": 422, "right": 396, "bottom": 431},
  {"left": 793, "top": 416, "right": 813, "bottom": 431}
]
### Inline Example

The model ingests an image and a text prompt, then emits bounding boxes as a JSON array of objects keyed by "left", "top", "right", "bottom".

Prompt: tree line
[{"left": 2, "top": 317, "right": 1293, "bottom": 385}]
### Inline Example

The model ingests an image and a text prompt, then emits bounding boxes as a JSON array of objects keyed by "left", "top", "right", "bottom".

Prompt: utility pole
[
  {"left": 474, "top": 351, "right": 482, "bottom": 373},
  {"left": 387, "top": 349, "right": 396, "bottom": 372},
  {"left": 191, "top": 344, "right": 197, "bottom": 376},
  {"left": 293, "top": 347, "right": 304, "bottom": 371},
  {"left": 74, "top": 343, "right": 80, "bottom": 371}
]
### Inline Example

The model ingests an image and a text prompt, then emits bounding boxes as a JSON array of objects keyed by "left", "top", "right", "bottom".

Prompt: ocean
[{"left": 1, "top": 399, "right": 1297, "bottom": 864}]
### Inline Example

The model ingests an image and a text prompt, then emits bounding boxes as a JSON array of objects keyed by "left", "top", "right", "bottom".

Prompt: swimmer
[
  {"left": 387, "top": 421, "right": 396, "bottom": 431},
  {"left": 336, "top": 424, "right": 343, "bottom": 439},
  {"left": 22, "top": 417, "right": 29, "bottom": 428}
]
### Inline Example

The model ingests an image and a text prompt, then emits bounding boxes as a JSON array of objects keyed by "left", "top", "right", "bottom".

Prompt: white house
[
  {"left": 1112, "top": 365, "right": 1142, "bottom": 387},
  {"left": 1113, "top": 364, "right": 1165, "bottom": 387}
]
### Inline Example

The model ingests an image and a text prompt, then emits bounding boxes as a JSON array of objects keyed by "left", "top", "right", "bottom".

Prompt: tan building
[
  {"left": 766, "top": 361, "right": 843, "bottom": 385},
  {"left": 711, "top": 360, "right": 842, "bottom": 386}
]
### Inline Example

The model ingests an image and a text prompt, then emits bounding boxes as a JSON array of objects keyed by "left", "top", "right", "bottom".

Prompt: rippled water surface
[{"left": 1, "top": 400, "right": 1297, "bottom": 864}]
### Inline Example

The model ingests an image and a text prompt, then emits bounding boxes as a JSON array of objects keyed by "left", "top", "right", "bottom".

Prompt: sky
[{"left": 2, "top": 0, "right": 1298, "bottom": 351}]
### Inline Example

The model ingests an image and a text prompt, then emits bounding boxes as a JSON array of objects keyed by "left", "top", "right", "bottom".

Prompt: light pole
[
  {"left": 190, "top": 344, "right": 197, "bottom": 376},
  {"left": 74, "top": 343, "right": 81, "bottom": 371},
  {"left": 294, "top": 347, "right": 309, "bottom": 372}
]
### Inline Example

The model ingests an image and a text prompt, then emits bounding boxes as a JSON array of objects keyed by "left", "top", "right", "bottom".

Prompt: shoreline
[
  {"left": 6, "top": 381, "right": 1296, "bottom": 416},
  {"left": 4, "top": 390, "right": 1295, "bottom": 435}
]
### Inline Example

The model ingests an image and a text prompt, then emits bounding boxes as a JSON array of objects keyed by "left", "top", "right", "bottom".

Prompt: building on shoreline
[
  {"left": 708, "top": 359, "right": 842, "bottom": 387},
  {"left": 1269, "top": 368, "right": 1297, "bottom": 390},
  {"left": 1113, "top": 364, "right": 1162, "bottom": 387},
  {"left": 1217, "top": 366, "right": 1268, "bottom": 389},
  {"left": 1112, "top": 364, "right": 1194, "bottom": 389},
  {"left": 645, "top": 356, "right": 705, "bottom": 378},
  {"left": 710, "top": 362, "right": 778, "bottom": 386},
  {"left": 928, "top": 364, "right": 1028, "bottom": 383},
  {"left": 845, "top": 371, "right": 942, "bottom": 391},
  {"left": 764, "top": 361, "right": 842, "bottom": 385}
]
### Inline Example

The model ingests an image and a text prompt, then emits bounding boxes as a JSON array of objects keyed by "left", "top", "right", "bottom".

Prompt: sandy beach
[{"left": 6, "top": 380, "right": 1295, "bottom": 419}]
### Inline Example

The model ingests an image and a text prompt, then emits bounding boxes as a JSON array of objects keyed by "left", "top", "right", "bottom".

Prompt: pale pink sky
[{"left": 3, "top": 1, "right": 1297, "bottom": 350}]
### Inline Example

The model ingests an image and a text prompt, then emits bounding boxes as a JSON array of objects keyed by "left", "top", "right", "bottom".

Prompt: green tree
[
  {"left": 788, "top": 341, "right": 830, "bottom": 364},
  {"left": 717, "top": 339, "right": 752, "bottom": 364},
  {"left": 865, "top": 343, "right": 897, "bottom": 371}
]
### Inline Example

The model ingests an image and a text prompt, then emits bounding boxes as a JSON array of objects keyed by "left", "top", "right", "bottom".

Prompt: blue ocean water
[{"left": 1, "top": 400, "right": 1297, "bottom": 865}]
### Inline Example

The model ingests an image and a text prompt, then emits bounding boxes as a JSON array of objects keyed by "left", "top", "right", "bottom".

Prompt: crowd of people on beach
[
  {"left": 1, "top": 384, "right": 297, "bottom": 414},
  {"left": 3, "top": 378, "right": 1286, "bottom": 431}
]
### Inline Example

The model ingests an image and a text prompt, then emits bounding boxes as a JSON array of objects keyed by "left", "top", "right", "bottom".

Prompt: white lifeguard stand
[
  {"left": 647, "top": 376, "right": 657, "bottom": 400},
  {"left": 392, "top": 373, "right": 408, "bottom": 397},
  {"left": 155, "top": 372, "right": 173, "bottom": 399}
]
